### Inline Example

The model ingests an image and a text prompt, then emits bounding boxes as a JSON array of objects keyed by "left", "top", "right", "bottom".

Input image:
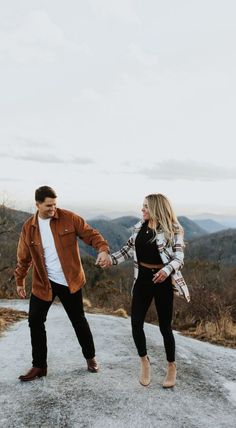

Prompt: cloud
[
  {"left": 0, "top": 177, "right": 25, "bottom": 182},
  {"left": 70, "top": 157, "right": 94, "bottom": 165},
  {"left": 16, "top": 136, "right": 51, "bottom": 148},
  {"left": 0, "top": 152, "right": 94, "bottom": 165},
  {"left": 81, "top": 89, "right": 102, "bottom": 101},
  {"left": 133, "top": 160, "right": 236, "bottom": 182},
  {"left": 0, "top": 10, "right": 89, "bottom": 63},
  {"left": 129, "top": 43, "right": 159, "bottom": 66},
  {"left": 88, "top": 0, "right": 140, "bottom": 23}
]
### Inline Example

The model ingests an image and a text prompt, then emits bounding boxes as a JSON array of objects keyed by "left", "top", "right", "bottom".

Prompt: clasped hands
[{"left": 95, "top": 251, "right": 112, "bottom": 268}]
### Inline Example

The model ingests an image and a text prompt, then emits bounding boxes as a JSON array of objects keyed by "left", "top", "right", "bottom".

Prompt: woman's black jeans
[
  {"left": 131, "top": 265, "right": 175, "bottom": 362},
  {"left": 28, "top": 281, "right": 95, "bottom": 368}
]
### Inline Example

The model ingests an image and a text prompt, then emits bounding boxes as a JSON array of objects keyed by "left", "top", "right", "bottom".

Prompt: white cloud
[
  {"left": 16, "top": 136, "right": 51, "bottom": 148},
  {"left": 0, "top": 10, "right": 88, "bottom": 63},
  {"left": 0, "top": 152, "right": 94, "bottom": 165},
  {"left": 129, "top": 43, "right": 159, "bottom": 66},
  {"left": 88, "top": 0, "right": 140, "bottom": 23},
  {"left": 0, "top": 177, "right": 25, "bottom": 182},
  {"left": 135, "top": 160, "right": 236, "bottom": 182}
]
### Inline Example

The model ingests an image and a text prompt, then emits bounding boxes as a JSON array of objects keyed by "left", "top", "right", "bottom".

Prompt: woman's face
[{"left": 142, "top": 198, "right": 150, "bottom": 221}]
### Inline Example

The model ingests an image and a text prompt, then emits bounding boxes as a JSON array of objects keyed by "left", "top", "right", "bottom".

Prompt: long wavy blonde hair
[{"left": 145, "top": 193, "right": 184, "bottom": 245}]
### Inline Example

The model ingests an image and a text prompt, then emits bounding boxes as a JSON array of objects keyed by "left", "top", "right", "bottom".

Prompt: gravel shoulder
[{"left": 0, "top": 299, "right": 236, "bottom": 428}]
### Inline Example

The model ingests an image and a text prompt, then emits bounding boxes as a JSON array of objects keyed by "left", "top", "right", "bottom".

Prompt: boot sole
[
  {"left": 19, "top": 371, "right": 47, "bottom": 381},
  {"left": 19, "top": 374, "right": 47, "bottom": 382},
  {"left": 139, "top": 380, "right": 150, "bottom": 387},
  {"left": 87, "top": 367, "right": 99, "bottom": 373},
  {"left": 162, "top": 383, "right": 175, "bottom": 388}
]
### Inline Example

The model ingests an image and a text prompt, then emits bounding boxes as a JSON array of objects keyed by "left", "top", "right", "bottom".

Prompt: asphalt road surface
[{"left": 0, "top": 300, "right": 235, "bottom": 428}]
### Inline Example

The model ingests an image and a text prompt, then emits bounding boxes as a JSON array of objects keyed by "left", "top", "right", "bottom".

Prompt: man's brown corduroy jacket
[{"left": 14, "top": 208, "right": 110, "bottom": 301}]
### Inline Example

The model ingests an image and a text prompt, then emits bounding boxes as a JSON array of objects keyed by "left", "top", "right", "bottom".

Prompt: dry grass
[
  {"left": 54, "top": 298, "right": 128, "bottom": 319},
  {"left": 0, "top": 307, "right": 28, "bottom": 335},
  {"left": 86, "top": 306, "right": 128, "bottom": 318},
  {"left": 180, "top": 314, "right": 236, "bottom": 348},
  {"left": 83, "top": 298, "right": 128, "bottom": 318},
  {"left": 113, "top": 308, "right": 128, "bottom": 318},
  {"left": 83, "top": 298, "right": 92, "bottom": 309},
  {"left": 83, "top": 299, "right": 128, "bottom": 318}
]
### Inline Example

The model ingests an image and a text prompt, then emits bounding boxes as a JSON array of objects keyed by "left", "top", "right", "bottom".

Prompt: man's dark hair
[{"left": 35, "top": 186, "right": 57, "bottom": 203}]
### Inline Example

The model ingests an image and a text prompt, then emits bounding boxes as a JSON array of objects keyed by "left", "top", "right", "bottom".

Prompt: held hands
[
  {"left": 17, "top": 286, "right": 26, "bottom": 299},
  {"left": 95, "top": 251, "right": 112, "bottom": 269},
  {"left": 152, "top": 269, "right": 168, "bottom": 284}
]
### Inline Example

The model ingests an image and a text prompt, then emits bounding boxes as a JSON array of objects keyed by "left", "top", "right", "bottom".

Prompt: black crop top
[{"left": 135, "top": 221, "right": 163, "bottom": 264}]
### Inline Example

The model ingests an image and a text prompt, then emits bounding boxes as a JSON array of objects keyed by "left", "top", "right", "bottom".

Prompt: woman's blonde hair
[{"left": 145, "top": 193, "right": 184, "bottom": 244}]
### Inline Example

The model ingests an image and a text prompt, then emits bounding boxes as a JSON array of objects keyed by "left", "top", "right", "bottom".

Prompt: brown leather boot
[
  {"left": 19, "top": 367, "right": 47, "bottom": 382},
  {"left": 162, "top": 362, "right": 176, "bottom": 388},
  {"left": 86, "top": 357, "right": 99, "bottom": 373},
  {"left": 139, "top": 356, "right": 151, "bottom": 387}
]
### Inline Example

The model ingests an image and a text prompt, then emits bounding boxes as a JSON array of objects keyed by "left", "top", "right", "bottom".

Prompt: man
[{"left": 15, "top": 185, "right": 110, "bottom": 381}]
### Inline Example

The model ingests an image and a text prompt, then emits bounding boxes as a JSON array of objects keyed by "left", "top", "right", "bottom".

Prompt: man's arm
[
  {"left": 73, "top": 213, "right": 109, "bottom": 252},
  {"left": 14, "top": 228, "right": 32, "bottom": 298}
]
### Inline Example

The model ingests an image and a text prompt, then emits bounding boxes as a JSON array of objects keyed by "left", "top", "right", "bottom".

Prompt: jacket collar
[{"left": 31, "top": 209, "right": 59, "bottom": 227}]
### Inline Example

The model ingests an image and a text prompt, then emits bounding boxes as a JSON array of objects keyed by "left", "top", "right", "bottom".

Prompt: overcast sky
[{"left": 0, "top": 0, "right": 235, "bottom": 218}]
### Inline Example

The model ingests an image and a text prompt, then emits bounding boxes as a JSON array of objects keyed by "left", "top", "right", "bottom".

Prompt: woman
[{"left": 100, "top": 193, "right": 190, "bottom": 388}]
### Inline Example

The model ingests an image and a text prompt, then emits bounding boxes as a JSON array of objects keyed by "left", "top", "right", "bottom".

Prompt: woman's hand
[
  {"left": 152, "top": 269, "right": 168, "bottom": 283},
  {"left": 95, "top": 252, "right": 112, "bottom": 268}
]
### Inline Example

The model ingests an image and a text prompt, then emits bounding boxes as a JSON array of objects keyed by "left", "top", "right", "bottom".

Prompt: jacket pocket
[{"left": 59, "top": 227, "right": 76, "bottom": 248}]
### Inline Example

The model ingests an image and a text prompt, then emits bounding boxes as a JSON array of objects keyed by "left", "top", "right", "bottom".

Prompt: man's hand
[
  {"left": 17, "top": 286, "right": 26, "bottom": 299},
  {"left": 152, "top": 270, "right": 168, "bottom": 283},
  {"left": 95, "top": 252, "right": 112, "bottom": 268}
]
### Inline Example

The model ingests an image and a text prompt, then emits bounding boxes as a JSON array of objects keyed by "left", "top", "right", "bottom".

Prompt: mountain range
[
  {"left": 193, "top": 219, "right": 227, "bottom": 233},
  {"left": 184, "top": 228, "right": 236, "bottom": 265},
  {"left": 1, "top": 206, "right": 235, "bottom": 263},
  {"left": 189, "top": 213, "right": 236, "bottom": 228}
]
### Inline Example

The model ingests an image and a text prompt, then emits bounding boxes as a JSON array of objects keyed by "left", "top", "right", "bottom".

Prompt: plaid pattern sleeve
[
  {"left": 111, "top": 235, "right": 134, "bottom": 265},
  {"left": 162, "top": 231, "right": 184, "bottom": 276}
]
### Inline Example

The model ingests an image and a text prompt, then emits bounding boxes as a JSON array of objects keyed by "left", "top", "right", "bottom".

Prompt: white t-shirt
[{"left": 38, "top": 216, "right": 68, "bottom": 286}]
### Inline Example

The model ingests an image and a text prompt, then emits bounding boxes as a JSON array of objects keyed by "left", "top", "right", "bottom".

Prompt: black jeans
[
  {"left": 131, "top": 266, "right": 175, "bottom": 362},
  {"left": 28, "top": 281, "right": 95, "bottom": 368}
]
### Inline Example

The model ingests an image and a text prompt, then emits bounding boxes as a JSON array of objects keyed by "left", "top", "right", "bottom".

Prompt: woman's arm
[
  {"left": 161, "top": 231, "right": 184, "bottom": 276},
  {"left": 111, "top": 235, "right": 135, "bottom": 265}
]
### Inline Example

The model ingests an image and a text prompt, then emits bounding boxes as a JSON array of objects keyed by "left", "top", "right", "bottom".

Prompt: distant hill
[
  {"left": 80, "top": 215, "right": 208, "bottom": 256},
  {"left": 79, "top": 218, "right": 131, "bottom": 256},
  {"left": 0, "top": 205, "right": 31, "bottom": 236},
  {"left": 185, "top": 228, "right": 236, "bottom": 265},
  {"left": 110, "top": 216, "right": 140, "bottom": 229},
  {"left": 0, "top": 205, "right": 209, "bottom": 257},
  {"left": 194, "top": 219, "right": 227, "bottom": 233},
  {"left": 190, "top": 213, "right": 236, "bottom": 229},
  {"left": 2, "top": 206, "right": 31, "bottom": 223},
  {"left": 89, "top": 215, "right": 111, "bottom": 221},
  {"left": 178, "top": 216, "right": 207, "bottom": 241}
]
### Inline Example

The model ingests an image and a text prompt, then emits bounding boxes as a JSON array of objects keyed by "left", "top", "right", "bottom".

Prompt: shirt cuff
[
  {"left": 98, "top": 246, "right": 110, "bottom": 254},
  {"left": 111, "top": 255, "right": 118, "bottom": 265},
  {"left": 15, "top": 278, "right": 25, "bottom": 287},
  {"left": 162, "top": 265, "right": 173, "bottom": 276}
]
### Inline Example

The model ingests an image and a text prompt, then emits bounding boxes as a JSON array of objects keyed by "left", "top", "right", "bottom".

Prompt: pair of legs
[
  {"left": 131, "top": 265, "right": 175, "bottom": 362},
  {"left": 29, "top": 281, "right": 95, "bottom": 368},
  {"left": 131, "top": 266, "right": 176, "bottom": 387}
]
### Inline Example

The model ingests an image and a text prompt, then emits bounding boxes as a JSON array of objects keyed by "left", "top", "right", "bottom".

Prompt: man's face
[{"left": 36, "top": 197, "right": 57, "bottom": 219}]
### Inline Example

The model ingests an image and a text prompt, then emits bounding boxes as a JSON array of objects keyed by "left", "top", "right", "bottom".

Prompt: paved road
[{"left": 0, "top": 300, "right": 235, "bottom": 428}]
